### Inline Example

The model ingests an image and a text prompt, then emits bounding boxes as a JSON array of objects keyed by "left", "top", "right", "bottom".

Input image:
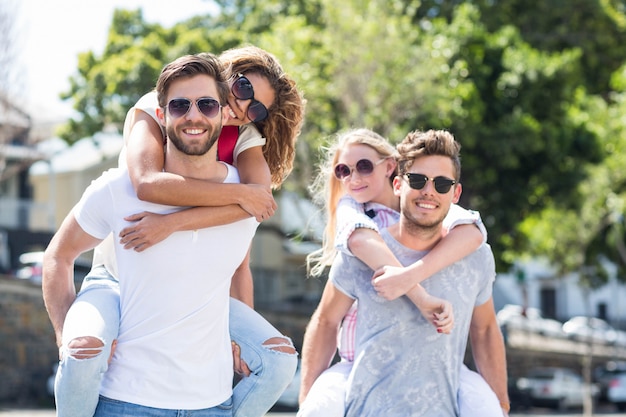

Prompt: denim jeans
[
  {"left": 55, "top": 265, "right": 120, "bottom": 417},
  {"left": 228, "top": 298, "right": 298, "bottom": 416},
  {"left": 55, "top": 265, "right": 297, "bottom": 417},
  {"left": 94, "top": 395, "right": 233, "bottom": 417}
]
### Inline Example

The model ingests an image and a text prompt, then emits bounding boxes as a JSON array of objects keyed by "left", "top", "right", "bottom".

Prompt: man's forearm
[
  {"left": 42, "top": 259, "right": 77, "bottom": 347},
  {"left": 470, "top": 324, "right": 509, "bottom": 412},
  {"left": 299, "top": 312, "right": 340, "bottom": 404},
  {"left": 42, "top": 211, "right": 103, "bottom": 347},
  {"left": 169, "top": 205, "right": 249, "bottom": 231}
]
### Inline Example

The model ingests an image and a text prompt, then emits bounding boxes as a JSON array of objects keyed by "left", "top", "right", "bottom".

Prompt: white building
[{"left": 494, "top": 257, "right": 626, "bottom": 329}]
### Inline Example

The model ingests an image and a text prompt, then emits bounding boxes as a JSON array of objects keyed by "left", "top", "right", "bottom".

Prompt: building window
[{"left": 540, "top": 287, "right": 557, "bottom": 319}]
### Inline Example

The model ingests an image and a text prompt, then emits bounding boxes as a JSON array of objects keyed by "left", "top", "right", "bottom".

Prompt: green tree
[
  {"left": 261, "top": 2, "right": 611, "bottom": 272},
  {"left": 397, "top": 5, "right": 605, "bottom": 271},
  {"left": 57, "top": 8, "right": 243, "bottom": 144},
  {"left": 413, "top": 0, "right": 626, "bottom": 96},
  {"left": 56, "top": 0, "right": 626, "bottom": 281},
  {"left": 478, "top": 0, "right": 626, "bottom": 97},
  {"left": 519, "top": 67, "right": 626, "bottom": 284}
]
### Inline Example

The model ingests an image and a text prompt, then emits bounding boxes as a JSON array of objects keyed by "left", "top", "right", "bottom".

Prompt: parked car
[
  {"left": 595, "top": 361, "right": 626, "bottom": 402},
  {"left": 608, "top": 372, "right": 626, "bottom": 411},
  {"left": 13, "top": 251, "right": 45, "bottom": 284},
  {"left": 496, "top": 304, "right": 566, "bottom": 339},
  {"left": 12, "top": 251, "right": 92, "bottom": 287},
  {"left": 615, "top": 329, "right": 626, "bottom": 347},
  {"left": 508, "top": 377, "right": 532, "bottom": 411},
  {"left": 516, "top": 367, "right": 599, "bottom": 410},
  {"left": 562, "top": 316, "right": 618, "bottom": 345}
]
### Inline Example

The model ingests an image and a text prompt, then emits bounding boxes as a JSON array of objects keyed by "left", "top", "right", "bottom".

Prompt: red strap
[{"left": 218, "top": 125, "right": 239, "bottom": 164}]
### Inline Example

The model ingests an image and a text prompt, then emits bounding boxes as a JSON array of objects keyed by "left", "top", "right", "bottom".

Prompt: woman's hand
[
  {"left": 371, "top": 265, "right": 417, "bottom": 300},
  {"left": 431, "top": 299, "right": 454, "bottom": 334},
  {"left": 232, "top": 341, "right": 251, "bottom": 377},
  {"left": 238, "top": 184, "right": 277, "bottom": 222},
  {"left": 119, "top": 212, "right": 175, "bottom": 251},
  {"left": 406, "top": 286, "right": 455, "bottom": 334}
]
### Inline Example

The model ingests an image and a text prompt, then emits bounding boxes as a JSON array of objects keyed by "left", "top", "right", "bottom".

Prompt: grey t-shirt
[{"left": 331, "top": 229, "right": 495, "bottom": 417}]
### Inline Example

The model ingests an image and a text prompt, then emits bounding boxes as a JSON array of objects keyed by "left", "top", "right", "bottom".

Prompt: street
[
  {"left": 0, "top": 407, "right": 625, "bottom": 417},
  {"left": 0, "top": 408, "right": 297, "bottom": 417}
]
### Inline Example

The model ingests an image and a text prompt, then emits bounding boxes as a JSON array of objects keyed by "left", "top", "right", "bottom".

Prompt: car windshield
[{"left": 528, "top": 370, "right": 555, "bottom": 380}]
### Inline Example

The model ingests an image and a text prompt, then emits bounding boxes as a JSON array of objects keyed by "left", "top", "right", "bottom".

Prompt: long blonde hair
[
  {"left": 219, "top": 45, "right": 306, "bottom": 188},
  {"left": 307, "top": 128, "right": 397, "bottom": 277}
]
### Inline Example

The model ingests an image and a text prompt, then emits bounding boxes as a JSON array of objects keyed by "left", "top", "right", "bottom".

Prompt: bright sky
[{"left": 19, "top": 0, "right": 218, "bottom": 121}]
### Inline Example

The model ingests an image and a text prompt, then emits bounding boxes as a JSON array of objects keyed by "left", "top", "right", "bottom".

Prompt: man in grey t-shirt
[{"left": 300, "top": 129, "right": 509, "bottom": 417}]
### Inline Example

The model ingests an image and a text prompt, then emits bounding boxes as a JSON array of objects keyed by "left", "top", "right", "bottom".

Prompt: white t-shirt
[
  {"left": 94, "top": 91, "right": 266, "bottom": 275},
  {"left": 74, "top": 166, "right": 259, "bottom": 409}
]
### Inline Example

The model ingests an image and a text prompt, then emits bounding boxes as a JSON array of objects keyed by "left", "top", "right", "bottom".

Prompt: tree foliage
[
  {"left": 519, "top": 71, "right": 626, "bottom": 286},
  {"left": 57, "top": 0, "right": 626, "bottom": 282}
]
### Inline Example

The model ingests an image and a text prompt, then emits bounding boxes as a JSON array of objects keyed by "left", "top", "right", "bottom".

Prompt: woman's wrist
[{"left": 405, "top": 260, "right": 426, "bottom": 286}]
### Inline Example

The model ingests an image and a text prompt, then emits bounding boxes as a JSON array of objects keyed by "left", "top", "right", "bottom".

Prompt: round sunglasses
[
  {"left": 231, "top": 74, "right": 269, "bottom": 123},
  {"left": 404, "top": 173, "right": 456, "bottom": 194},
  {"left": 167, "top": 97, "right": 222, "bottom": 119},
  {"left": 334, "top": 158, "right": 386, "bottom": 180}
]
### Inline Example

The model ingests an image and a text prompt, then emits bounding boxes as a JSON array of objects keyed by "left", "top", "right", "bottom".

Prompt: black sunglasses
[
  {"left": 404, "top": 173, "right": 456, "bottom": 194},
  {"left": 167, "top": 97, "right": 221, "bottom": 119},
  {"left": 231, "top": 74, "right": 269, "bottom": 123},
  {"left": 334, "top": 158, "right": 385, "bottom": 180}
]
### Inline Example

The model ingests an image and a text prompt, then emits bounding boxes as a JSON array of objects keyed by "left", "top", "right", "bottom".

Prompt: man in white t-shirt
[{"left": 42, "top": 53, "right": 259, "bottom": 417}]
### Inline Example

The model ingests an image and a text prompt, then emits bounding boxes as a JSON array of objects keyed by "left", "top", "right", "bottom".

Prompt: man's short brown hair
[
  {"left": 156, "top": 53, "right": 229, "bottom": 108},
  {"left": 396, "top": 129, "right": 461, "bottom": 181}
]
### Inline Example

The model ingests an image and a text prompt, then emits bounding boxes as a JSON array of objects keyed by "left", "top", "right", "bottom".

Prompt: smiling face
[
  {"left": 335, "top": 143, "right": 396, "bottom": 205},
  {"left": 393, "top": 154, "right": 462, "bottom": 232},
  {"left": 224, "top": 72, "right": 275, "bottom": 126},
  {"left": 157, "top": 74, "right": 225, "bottom": 156}
]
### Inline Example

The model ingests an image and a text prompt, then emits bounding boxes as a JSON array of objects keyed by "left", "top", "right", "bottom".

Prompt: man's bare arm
[
  {"left": 299, "top": 280, "right": 354, "bottom": 404},
  {"left": 42, "top": 212, "right": 103, "bottom": 346},
  {"left": 469, "top": 297, "right": 510, "bottom": 416}
]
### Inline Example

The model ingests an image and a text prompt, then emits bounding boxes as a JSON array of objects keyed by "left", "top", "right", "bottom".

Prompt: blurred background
[{"left": 3, "top": 0, "right": 626, "bottom": 414}]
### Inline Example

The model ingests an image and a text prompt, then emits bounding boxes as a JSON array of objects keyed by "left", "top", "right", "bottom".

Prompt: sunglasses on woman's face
[
  {"left": 167, "top": 97, "right": 222, "bottom": 119},
  {"left": 404, "top": 173, "right": 456, "bottom": 194},
  {"left": 334, "top": 158, "right": 385, "bottom": 180},
  {"left": 231, "top": 74, "right": 269, "bottom": 123}
]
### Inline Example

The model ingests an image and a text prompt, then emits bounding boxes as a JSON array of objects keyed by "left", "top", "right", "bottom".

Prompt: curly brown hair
[{"left": 219, "top": 46, "right": 306, "bottom": 188}]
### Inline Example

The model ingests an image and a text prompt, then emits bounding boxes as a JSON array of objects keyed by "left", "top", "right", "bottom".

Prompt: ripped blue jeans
[{"left": 54, "top": 265, "right": 298, "bottom": 417}]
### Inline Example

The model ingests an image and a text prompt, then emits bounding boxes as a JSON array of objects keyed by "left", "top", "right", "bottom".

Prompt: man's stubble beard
[
  {"left": 400, "top": 199, "right": 448, "bottom": 240},
  {"left": 166, "top": 121, "right": 222, "bottom": 156}
]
